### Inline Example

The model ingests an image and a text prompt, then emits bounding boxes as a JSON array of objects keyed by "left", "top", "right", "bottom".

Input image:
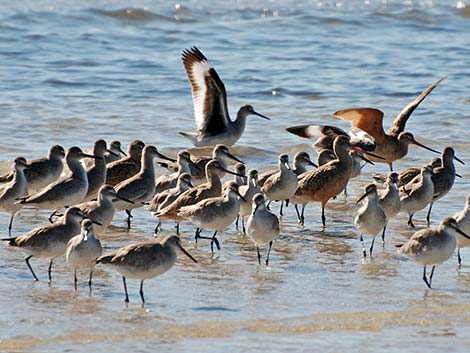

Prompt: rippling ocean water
[{"left": 1, "top": 1, "right": 470, "bottom": 352}]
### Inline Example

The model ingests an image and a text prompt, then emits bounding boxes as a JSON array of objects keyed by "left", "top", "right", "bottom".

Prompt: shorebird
[
  {"left": 106, "top": 140, "right": 126, "bottom": 164},
  {"left": 84, "top": 139, "right": 116, "bottom": 202},
  {"left": 378, "top": 172, "right": 401, "bottom": 244},
  {"left": 223, "top": 162, "right": 246, "bottom": 191},
  {"left": 355, "top": 184, "right": 387, "bottom": 257},
  {"left": 397, "top": 217, "right": 470, "bottom": 288},
  {"left": 425, "top": 147, "right": 464, "bottom": 225},
  {"left": 2, "top": 207, "right": 94, "bottom": 283},
  {"left": 261, "top": 154, "right": 298, "bottom": 216},
  {"left": 178, "top": 181, "right": 244, "bottom": 253},
  {"left": 179, "top": 47, "right": 271, "bottom": 147},
  {"left": 0, "top": 145, "right": 65, "bottom": 192},
  {"left": 334, "top": 76, "right": 446, "bottom": 170},
  {"left": 155, "top": 159, "right": 240, "bottom": 224},
  {"left": 76, "top": 185, "right": 134, "bottom": 234},
  {"left": 372, "top": 157, "right": 442, "bottom": 186},
  {"left": 453, "top": 196, "right": 470, "bottom": 268},
  {"left": 246, "top": 193, "right": 280, "bottom": 266},
  {"left": 295, "top": 136, "right": 361, "bottom": 227},
  {"left": 292, "top": 151, "right": 318, "bottom": 175},
  {"left": 97, "top": 234, "right": 197, "bottom": 303},
  {"left": 114, "top": 146, "right": 167, "bottom": 228},
  {"left": 0, "top": 157, "right": 29, "bottom": 236},
  {"left": 17, "top": 147, "right": 99, "bottom": 217},
  {"left": 66, "top": 219, "right": 102, "bottom": 291},
  {"left": 154, "top": 150, "right": 198, "bottom": 194},
  {"left": 399, "top": 166, "right": 434, "bottom": 227},
  {"left": 238, "top": 169, "right": 262, "bottom": 233},
  {"left": 107, "top": 140, "right": 147, "bottom": 187}
]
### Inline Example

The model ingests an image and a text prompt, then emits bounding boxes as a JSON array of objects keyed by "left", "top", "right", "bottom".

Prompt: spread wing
[
  {"left": 286, "top": 124, "right": 349, "bottom": 151},
  {"left": 334, "top": 108, "right": 387, "bottom": 145},
  {"left": 182, "top": 47, "right": 230, "bottom": 137},
  {"left": 388, "top": 76, "right": 446, "bottom": 137}
]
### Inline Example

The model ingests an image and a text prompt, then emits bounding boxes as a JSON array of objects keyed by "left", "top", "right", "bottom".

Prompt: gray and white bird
[
  {"left": 154, "top": 150, "right": 198, "bottom": 194},
  {"left": 378, "top": 172, "right": 401, "bottom": 244},
  {"left": 238, "top": 169, "right": 262, "bottom": 233},
  {"left": 84, "top": 139, "right": 116, "bottom": 202},
  {"left": 453, "top": 196, "right": 470, "bottom": 268},
  {"left": 105, "top": 140, "right": 127, "bottom": 164}
]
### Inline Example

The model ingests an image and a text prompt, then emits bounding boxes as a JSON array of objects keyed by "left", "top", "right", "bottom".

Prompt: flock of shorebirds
[{"left": 1, "top": 47, "right": 469, "bottom": 304}]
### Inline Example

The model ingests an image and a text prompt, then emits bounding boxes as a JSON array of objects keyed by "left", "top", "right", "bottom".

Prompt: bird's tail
[
  {"left": 178, "top": 131, "right": 199, "bottom": 144},
  {"left": 96, "top": 254, "right": 114, "bottom": 265},
  {"left": 1, "top": 237, "right": 18, "bottom": 246}
]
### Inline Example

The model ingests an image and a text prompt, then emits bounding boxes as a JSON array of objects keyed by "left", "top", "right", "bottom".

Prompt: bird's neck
[
  {"left": 233, "top": 111, "right": 248, "bottom": 136},
  {"left": 141, "top": 154, "right": 155, "bottom": 178},
  {"left": 68, "top": 158, "right": 87, "bottom": 178}
]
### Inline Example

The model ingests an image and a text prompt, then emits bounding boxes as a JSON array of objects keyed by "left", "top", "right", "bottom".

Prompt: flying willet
[
  {"left": 246, "top": 193, "right": 280, "bottom": 266},
  {"left": 378, "top": 172, "right": 401, "bottom": 244},
  {"left": 2, "top": 207, "right": 94, "bottom": 283},
  {"left": 76, "top": 184, "right": 134, "bottom": 234},
  {"left": 114, "top": 145, "right": 167, "bottom": 228},
  {"left": 106, "top": 140, "right": 146, "bottom": 187},
  {"left": 453, "top": 196, "right": 470, "bottom": 268},
  {"left": 178, "top": 181, "right": 244, "bottom": 253},
  {"left": 17, "top": 147, "right": 99, "bottom": 217},
  {"left": 397, "top": 217, "right": 470, "bottom": 288},
  {"left": 0, "top": 157, "right": 29, "bottom": 236},
  {"left": 179, "top": 47, "right": 270, "bottom": 147},
  {"left": 355, "top": 184, "right": 387, "bottom": 257},
  {"left": 399, "top": 166, "right": 434, "bottom": 227},
  {"left": 426, "top": 147, "right": 465, "bottom": 225},
  {"left": 0, "top": 145, "right": 65, "bottom": 192},
  {"left": 106, "top": 140, "right": 127, "bottom": 164},
  {"left": 66, "top": 219, "right": 102, "bottom": 291},
  {"left": 238, "top": 169, "right": 262, "bottom": 233},
  {"left": 154, "top": 150, "right": 198, "bottom": 194},
  {"left": 84, "top": 139, "right": 116, "bottom": 202},
  {"left": 97, "top": 234, "right": 197, "bottom": 303},
  {"left": 334, "top": 76, "right": 446, "bottom": 170}
]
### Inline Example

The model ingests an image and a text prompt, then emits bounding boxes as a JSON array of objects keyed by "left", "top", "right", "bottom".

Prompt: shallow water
[{"left": 1, "top": 0, "right": 470, "bottom": 352}]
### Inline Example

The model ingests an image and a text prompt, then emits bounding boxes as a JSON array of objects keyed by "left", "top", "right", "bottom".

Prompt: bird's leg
[
  {"left": 458, "top": 248, "right": 462, "bottom": 270},
  {"left": 257, "top": 246, "right": 261, "bottom": 266},
  {"left": 176, "top": 222, "right": 180, "bottom": 235},
  {"left": 235, "top": 214, "right": 240, "bottom": 230},
  {"left": 266, "top": 241, "right": 273, "bottom": 266},
  {"left": 429, "top": 265, "right": 436, "bottom": 287},
  {"left": 74, "top": 269, "right": 78, "bottom": 291},
  {"left": 422, "top": 266, "right": 431, "bottom": 289},
  {"left": 88, "top": 271, "right": 93, "bottom": 292},
  {"left": 381, "top": 223, "right": 388, "bottom": 246},
  {"left": 194, "top": 228, "right": 200, "bottom": 243},
  {"left": 426, "top": 202, "right": 434, "bottom": 227},
  {"left": 285, "top": 199, "right": 289, "bottom": 207},
  {"left": 48, "top": 210, "right": 60, "bottom": 224},
  {"left": 321, "top": 204, "right": 326, "bottom": 227},
  {"left": 139, "top": 280, "right": 145, "bottom": 304},
  {"left": 8, "top": 213, "right": 15, "bottom": 237},
  {"left": 343, "top": 186, "right": 348, "bottom": 197},
  {"left": 369, "top": 236, "right": 376, "bottom": 257},
  {"left": 25, "top": 255, "right": 39, "bottom": 281},
  {"left": 266, "top": 200, "right": 272, "bottom": 211},
  {"left": 154, "top": 221, "right": 161, "bottom": 235},
  {"left": 407, "top": 213, "right": 416, "bottom": 228},
  {"left": 210, "top": 231, "right": 221, "bottom": 254},
  {"left": 47, "top": 259, "right": 53, "bottom": 285},
  {"left": 389, "top": 163, "right": 393, "bottom": 172},
  {"left": 123, "top": 276, "right": 129, "bottom": 303},
  {"left": 280, "top": 201, "right": 284, "bottom": 217},
  {"left": 301, "top": 204, "right": 306, "bottom": 226},
  {"left": 360, "top": 234, "right": 366, "bottom": 258},
  {"left": 242, "top": 217, "right": 246, "bottom": 235},
  {"left": 125, "top": 210, "right": 132, "bottom": 229},
  {"left": 295, "top": 204, "right": 301, "bottom": 223}
]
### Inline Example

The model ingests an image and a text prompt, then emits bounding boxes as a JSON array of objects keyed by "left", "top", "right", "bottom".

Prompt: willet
[
  {"left": 334, "top": 77, "right": 446, "bottom": 170},
  {"left": 295, "top": 136, "right": 359, "bottom": 227},
  {"left": 178, "top": 181, "right": 244, "bottom": 253},
  {"left": 66, "top": 219, "right": 102, "bottom": 291},
  {"left": 179, "top": 47, "right": 270, "bottom": 147},
  {"left": 0, "top": 145, "right": 65, "bottom": 192},
  {"left": 106, "top": 140, "right": 146, "bottom": 187},
  {"left": 154, "top": 150, "right": 198, "bottom": 194},
  {"left": 355, "top": 184, "right": 387, "bottom": 257},
  {"left": 261, "top": 154, "right": 298, "bottom": 216},
  {"left": 76, "top": 184, "right": 134, "bottom": 234},
  {"left": 2, "top": 207, "right": 92, "bottom": 283},
  {"left": 399, "top": 166, "right": 434, "bottom": 227},
  {"left": 114, "top": 146, "right": 167, "bottom": 228},
  {"left": 97, "top": 234, "right": 197, "bottom": 303},
  {"left": 453, "top": 196, "right": 470, "bottom": 268},
  {"left": 106, "top": 140, "right": 127, "bottom": 164},
  {"left": 223, "top": 162, "right": 246, "bottom": 191},
  {"left": 17, "top": 147, "right": 99, "bottom": 216},
  {"left": 0, "top": 157, "right": 29, "bottom": 236},
  {"left": 425, "top": 147, "right": 465, "bottom": 225},
  {"left": 84, "top": 139, "right": 115, "bottom": 202},
  {"left": 292, "top": 151, "right": 318, "bottom": 175},
  {"left": 378, "top": 172, "right": 401, "bottom": 244},
  {"left": 397, "top": 217, "right": 470, "bottom": 288},
  {"left": 246, "top": 193, "right": 280, "bottom": 266},
  {"left": 238, "top": 169, "right": 262, "bottom": 233}
]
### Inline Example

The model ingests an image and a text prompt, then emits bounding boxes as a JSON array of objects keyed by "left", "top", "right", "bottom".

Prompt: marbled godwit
[
  {"left": 0, "top": 157, "right": 29, "bottom": 236},
  {"left": 372, "top": 157, "right": 442, "bottom": 186},
  {"left": 155, "top": 160, "right": 239, "bottom": 224},
  {"left": 76, "top": 185, "right": 134, "bottom": 234},
  {"left": 154, "top": 150, "right": 198, "bottom": 194},
  {"left": 179, "top": 47, "right": 270, "bottom": 147},
  {"left": 355, "top": 184, "right": 387, "bottom": 257},
  {"left": 238, "top": 169, "right": 262, "bottom": 233},
  {"left": 97, "top": 234, "right": 197, "bottom": 303},
  {"left": 178, "top": 181, "right": 244, "bottom": 253},
  {"left": 295, "top": 136, "right": 360, "bottom": 227},
  {"left": 2, "top": 207, "right": 94, "bottom": 283},
  {"left": 106, "top": 140, "right": 126, "bottom": 164},
  {"left": 334, "top": 77, "right": 446, "bottom": 170},
  {"left": 378, "top": 172, "right": 401, "bottom": 244},
  {"left": 114, "top": 146, "right": 167, "bottom": 228},
  {"left": 247, "top": 193, "right": 280, "bottom": 266},
  {"left": 397, "top": 217, "right": 470, "bottom": 288},
  {"left": 106, "top": 140, "right": 146, "bottom": 187},
  {"left": 66, "top": 219, "right": 102, "bottom": 290},
  {"left": 261, "top": 154, "right": 298, "bottom": 216},
  {"left": 17, "top": 147, "right": 99, "bottom": 216},
  {"left": 399, "top": 166, "right": 434, "bottom": 228},
  {"left": 0, "top": 145, "right": 65, "bottom": 192},
  {"left": 453, "top": 196, "right": 470, "bottom": 268},
  {"left": 84, "top": 139, "right": 115, "bottom": 202},
  {"left": 425, "top": 147, "right": 464, "bottom": 225}
]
